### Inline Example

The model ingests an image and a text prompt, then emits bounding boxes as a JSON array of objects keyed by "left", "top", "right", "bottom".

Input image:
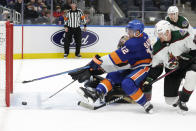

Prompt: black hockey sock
[{"left": 180, "top": 87, "right": 193, "bottom": 102}]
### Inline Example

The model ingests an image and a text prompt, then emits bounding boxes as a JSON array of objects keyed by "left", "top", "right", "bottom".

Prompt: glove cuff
[
  {"left": 146, "top": 77, "right": 154, "bottom": 83},
  {"left": 92, "top": 55, "right": 102, "bottom": 65}
]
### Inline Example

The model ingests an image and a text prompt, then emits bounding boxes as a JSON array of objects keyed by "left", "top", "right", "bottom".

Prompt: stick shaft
[
  {"left": 48, "top": 80, "right": 76, "bottom": 99},
  {"left": 151, "top": 67, "right": 178, "bottom": 85},
  {"left": 23, "top": 66, "right": 90, "bottom": 83},
  {"left": 94, "top": 96, "right": 124, "bottom": 110},
  {"left": 78, "top": 96, "right": 124, "bottom": 110},
  {"left": 42, "top": 80, "right": 76, "bottom": 103}
]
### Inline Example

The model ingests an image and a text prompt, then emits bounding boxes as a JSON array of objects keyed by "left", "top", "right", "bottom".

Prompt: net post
[
  {"left": 5, "top": 21, "right": 13, "bottom": 107},
  {"left": 6, "top": 21, "right": 10, "bottom": 107},
  {"left": 10, "top": 23, "right": 13, "bottom": 94}
]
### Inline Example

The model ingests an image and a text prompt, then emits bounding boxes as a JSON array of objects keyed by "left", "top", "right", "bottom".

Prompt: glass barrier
[
  {"left": 0, "top": 5, "right": 21, "bottom": 24},
  {"left": 0, "top": 0, "right": 196, "bottom": 26}
]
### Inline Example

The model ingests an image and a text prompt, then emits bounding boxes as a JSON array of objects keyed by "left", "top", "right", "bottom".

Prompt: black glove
[
  {"left": 192, "top": 57, "right": 196, "bottom": 63},
  {"left": 179, "top": 50, "right": 196, "bottom": 70},
  {"left": 68, "top": 68, "right": 91, "bottom": 83},
  {"left": 88, "top": 55, "right": 103, "bottom": 70},
  {"left": 88, "top": 55, "right": 105, "bottom": 75},
  {"left": 141, "top": 77, "right": 153, "bottom": 93},
  {"left": 68, "top": 55, "right": 104, "bottom": 83},
  {"left": 193, "top": 34, "right": 196, "bottom": 44}
]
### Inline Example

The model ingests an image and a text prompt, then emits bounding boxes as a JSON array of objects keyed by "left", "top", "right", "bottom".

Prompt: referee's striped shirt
[{"left": 64, "top": 9, "right": 86, "bottom": 28}]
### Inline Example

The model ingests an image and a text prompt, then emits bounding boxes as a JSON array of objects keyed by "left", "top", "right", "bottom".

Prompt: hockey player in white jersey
[{"left": 144, "top": 20, "right": 196, "bottom": 112}]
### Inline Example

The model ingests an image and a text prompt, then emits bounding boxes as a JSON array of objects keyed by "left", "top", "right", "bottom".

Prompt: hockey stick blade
[
  {"left": 78, "top": 101, "right": 95, "bottom": 110},
  {"left": 22, "top": 80, "right": 34, "bottom": 83},
  {"left": 78, "top": 96, "right": 124, "bottom": 110}
]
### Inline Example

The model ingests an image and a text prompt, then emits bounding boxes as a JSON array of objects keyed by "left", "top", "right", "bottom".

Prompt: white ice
[{"left": 0, "top": 58, "right": 196, "bottom": 131}]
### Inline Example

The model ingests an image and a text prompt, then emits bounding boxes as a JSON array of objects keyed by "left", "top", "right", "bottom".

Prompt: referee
[{"left": 64, "top": 1, "right": 87, "bottom": 58}]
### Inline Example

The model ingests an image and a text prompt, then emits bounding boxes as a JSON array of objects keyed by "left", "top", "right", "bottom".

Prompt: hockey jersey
[
  {"left": 166, "top": 15, "right": 194, "bottom": 38},
  {"left": 152, "top": 30, "right": 196, "bottom": 68},
  {"left": 100, "top": 32, "right": 152, "bottom": 72}
]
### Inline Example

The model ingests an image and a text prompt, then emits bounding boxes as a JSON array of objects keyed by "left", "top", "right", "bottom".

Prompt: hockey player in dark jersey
[
  {"left": 143, "top": 20, "right": 196, "bottom": 112},
  {"left": 71, "top": 34, "right": 152, "bottom": 104},
  {"left": 166, "top": 6, "right": 194, "bottom": 37},
  {"left": 69, "top": 20, "right": 153, "bottom": 113}
]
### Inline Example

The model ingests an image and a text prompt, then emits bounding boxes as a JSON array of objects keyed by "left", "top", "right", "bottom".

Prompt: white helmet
[
  {"left": 154, "top": 20, "right": 171, "bottom": 37},
  {"left": 167, "top": 6, "right": 179, "bottom": 14}
]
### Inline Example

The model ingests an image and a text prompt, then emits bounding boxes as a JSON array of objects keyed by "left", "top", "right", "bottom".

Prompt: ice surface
[{"left": 0, "top": 58, "right": 196, "bottom": 131}]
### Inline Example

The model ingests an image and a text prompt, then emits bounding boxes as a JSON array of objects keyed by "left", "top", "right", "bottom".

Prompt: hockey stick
[
  {"left": 151, "top": 56, "right": 196, "bottom": 85},
  {"left": 78, "top": 67, "right": 178, "bottom": 110},
  {"left": 22, "top": 65, "right": 90, "bottom": 83},
  {"left": 78, "top": 96, "right": 124, "bottom": 110},
  {"left": 150, "top": 66, "right": 178, "bottom": 85},
  {"left": 42, "top": 80, "right": 76, "bottom": 102}
]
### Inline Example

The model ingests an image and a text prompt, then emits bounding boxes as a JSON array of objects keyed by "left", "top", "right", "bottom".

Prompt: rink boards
[{"left": 13, "top": 25, "right": 196, "bottom": 59}]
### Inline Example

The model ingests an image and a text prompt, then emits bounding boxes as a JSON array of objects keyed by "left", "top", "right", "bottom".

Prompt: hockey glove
[
  {"left": 141, "top": 77, "right": 153, "bottom": 93},
  {"left": 68, "top": 68, "right": 91, "bottom": 83},
  {"left": 88, "top": 55, "right": 105, "bottom": 74},
  {"left": 68, "top": 55, "right": 104, "bottom": 83},
  {"left": 117, "top": 35, "right": 129, "bottom": 49},
  {"left": 179, "top": 50, "right": 196, "bottom": 70}
]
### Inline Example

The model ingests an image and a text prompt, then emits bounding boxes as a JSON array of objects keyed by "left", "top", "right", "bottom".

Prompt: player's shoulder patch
[
  {"left": 179, "top": 30, "right": 187, "bottom": 36},
  {"left": 182, "top": 20, "right": 189, "bottom": 28}
]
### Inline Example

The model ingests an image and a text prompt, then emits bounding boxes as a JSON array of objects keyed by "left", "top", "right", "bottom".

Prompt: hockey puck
[{"left": 22, "top": 101, "right": 27, "bottom": 105}]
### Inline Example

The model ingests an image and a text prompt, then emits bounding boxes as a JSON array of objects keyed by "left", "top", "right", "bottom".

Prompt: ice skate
[
  {"left": 77, "top": 87, "right": 103, "bottom": 104},
  {"left": 176, "top": 100, "right": 188, "bottom": 115},
  {"left": 178, "top": 100, "right": 188, "bottom": 111},
  {"left": 64, "top": 54, "right": 68, "bottom": 58},
  {"left": 143, "top": 101, "right": 153, "bottom": 114},
  {"left": 172, "top": 99, "right": 180, "bottom": 107}
]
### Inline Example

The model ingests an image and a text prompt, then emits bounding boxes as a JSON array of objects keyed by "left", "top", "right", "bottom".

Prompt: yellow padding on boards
[{"left": 13, "top": 53, "right": 110, "bottom": 59}]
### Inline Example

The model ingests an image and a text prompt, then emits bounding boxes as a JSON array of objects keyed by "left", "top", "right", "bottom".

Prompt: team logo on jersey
[
  {"left": 179, "top": 30, "right": 187, "bottom": 36},
  {"left": 182, "top": 20, "right": 188, "bottom": 28},
  {"left": 51, "top": 29, "right": 99, "bottom": 48}
]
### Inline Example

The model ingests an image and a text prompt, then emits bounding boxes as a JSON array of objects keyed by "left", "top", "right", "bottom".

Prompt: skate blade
[
  {"left": 78, "top": 101, "right": 95, "bottom": 110},
  {"left": 147, "top": 109, "right": 153, "bottom": 114},
  {"left": 177, "top": 108, "right": 187, "bottom": 115}
]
